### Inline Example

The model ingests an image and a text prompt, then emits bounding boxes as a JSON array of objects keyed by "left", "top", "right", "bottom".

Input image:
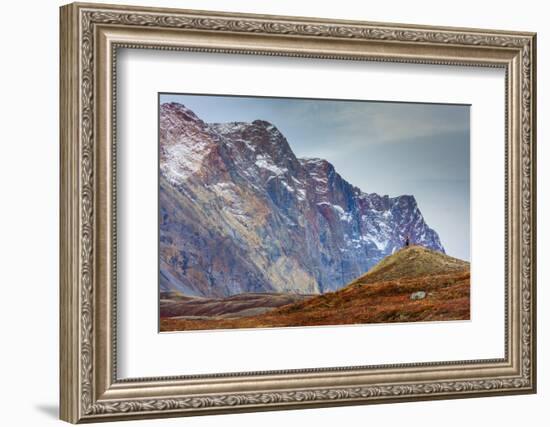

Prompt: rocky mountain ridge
[{"left": 159, "top": 102, "right": 445, "bottom": 297}]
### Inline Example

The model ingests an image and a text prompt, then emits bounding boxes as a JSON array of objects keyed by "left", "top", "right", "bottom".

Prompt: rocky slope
[
  {"left": 160, "top": 291, "right": 314, "bottom": 320},
  {"left": 159, "top": 102, "right": 445, "bottom": 297}
]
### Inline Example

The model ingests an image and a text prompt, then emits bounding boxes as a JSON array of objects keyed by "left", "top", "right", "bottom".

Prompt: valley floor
[{"left": 160, "top": 269, "right": 470, "bottom": 332}]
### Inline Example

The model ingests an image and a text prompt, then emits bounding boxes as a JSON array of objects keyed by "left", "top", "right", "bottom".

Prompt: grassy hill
[
  {"left": 349, "top": 245, "right": 469, "bottom": 285},
  {"left": 160, "top": 246, "right": 470, "bottom": 331}
]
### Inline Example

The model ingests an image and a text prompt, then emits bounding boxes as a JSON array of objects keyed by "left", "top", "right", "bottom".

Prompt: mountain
[
  {"left": 160, "top": 246, "right": 470, "bottom": 331},
  {"left": 159, "top": 102, "right": 445, "bottom": 298}
]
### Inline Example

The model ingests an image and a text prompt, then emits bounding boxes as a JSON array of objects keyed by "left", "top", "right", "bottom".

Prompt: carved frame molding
[{"left": 60, "top": 2, "right": 536, "bottom": 423}]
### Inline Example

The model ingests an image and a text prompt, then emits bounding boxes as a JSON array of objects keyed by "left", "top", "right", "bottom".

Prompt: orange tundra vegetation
[{"left": 160, "top": 246, "right": 470, "bottom": 332}]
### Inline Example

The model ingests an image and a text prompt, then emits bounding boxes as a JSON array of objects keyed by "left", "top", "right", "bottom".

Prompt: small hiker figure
[{"left": 404, "top": 234, "right": 410, "bottom": 247}]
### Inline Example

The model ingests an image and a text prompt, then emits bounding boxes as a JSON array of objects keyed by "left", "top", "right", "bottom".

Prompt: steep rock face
[{"left": 159, "top": 102, "right": 444, "bottom": 297}]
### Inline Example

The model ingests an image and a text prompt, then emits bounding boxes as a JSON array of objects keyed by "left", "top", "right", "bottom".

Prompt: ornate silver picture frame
[{"left": 60, "top": 2, "right": 536, "bottom": 423}]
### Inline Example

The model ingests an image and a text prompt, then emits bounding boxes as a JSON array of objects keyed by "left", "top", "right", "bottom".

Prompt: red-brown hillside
[{"left": 160, "top": 246, "right": 470, "bottom": 332}]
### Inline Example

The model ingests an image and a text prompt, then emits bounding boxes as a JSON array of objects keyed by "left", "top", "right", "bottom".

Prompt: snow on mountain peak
[
  {"left": 160, "top": 104, "right": 446, "bottom": 297},
  {"left": 161, "top": 102, "right": 202, "bottom": 124}
]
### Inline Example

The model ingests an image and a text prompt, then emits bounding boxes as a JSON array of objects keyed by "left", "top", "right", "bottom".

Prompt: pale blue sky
[{"left": 160, "top": 93, "right": 470, "bottom": 261}]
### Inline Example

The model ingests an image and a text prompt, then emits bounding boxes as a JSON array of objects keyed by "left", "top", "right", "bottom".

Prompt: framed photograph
[
  {"left": 60, "top": 2, "right": 537, "bottom": 423},
  {"left": 157, "top": 93, "right": 472, "bottom": 332}
]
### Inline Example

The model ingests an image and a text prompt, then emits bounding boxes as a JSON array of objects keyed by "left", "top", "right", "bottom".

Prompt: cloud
[{"left": 284, "top": 100, "right": 468, "bottom": 145}]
